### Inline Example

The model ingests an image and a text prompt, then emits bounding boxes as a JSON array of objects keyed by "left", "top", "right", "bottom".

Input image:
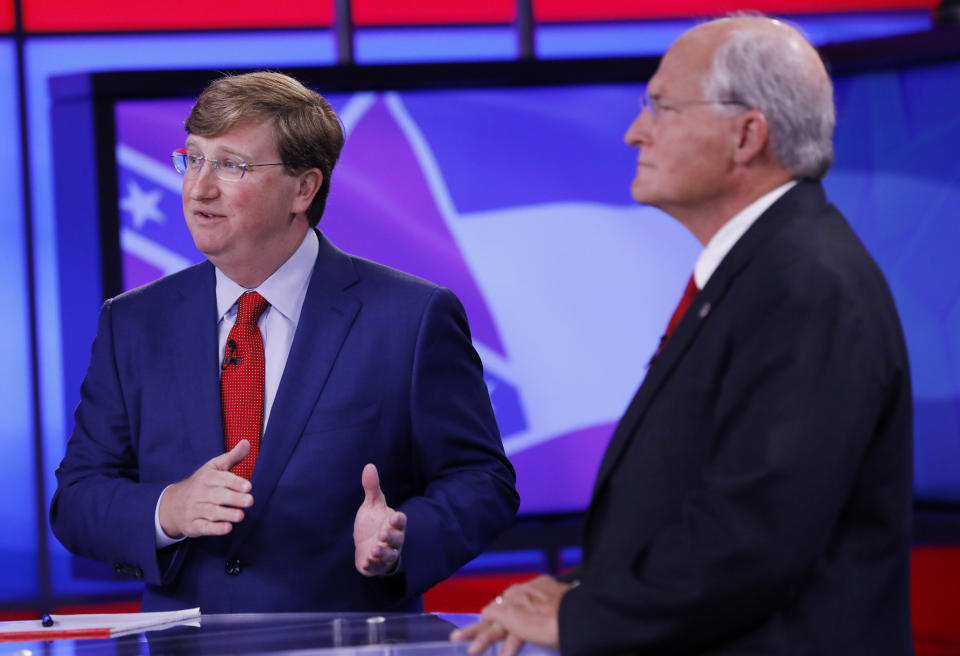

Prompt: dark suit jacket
[
  {"left": 558, "top": 181, "right": 913, "bottom": 655},
  {"left": 51, "top": 231, "right": 519, "bottom": 613}
]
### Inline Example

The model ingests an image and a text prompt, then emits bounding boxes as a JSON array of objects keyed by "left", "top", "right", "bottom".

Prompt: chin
[{"left": 630, "top": 184, "right": 654, "bottom": 206}]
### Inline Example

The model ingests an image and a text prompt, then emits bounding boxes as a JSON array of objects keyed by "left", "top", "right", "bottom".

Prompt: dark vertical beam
[
  {"left": 516, "top": 0, "right": 535, "bottom": 60},
  {"left": 932, "top": 0, "right": 960, "bottom": 25},
  {"left": 13, "top": 0, "right": 52, "bottom": 617},
  {"left": 335, "top": 0, "right": 354, "bottom": 65}
]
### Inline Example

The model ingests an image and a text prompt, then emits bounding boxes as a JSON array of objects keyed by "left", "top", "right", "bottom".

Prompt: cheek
[{"left": 670, "top": 134, "right": 725, "bottom": 175}]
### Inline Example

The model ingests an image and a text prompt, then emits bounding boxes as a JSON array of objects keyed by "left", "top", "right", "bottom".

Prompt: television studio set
[{"left": 2, "top": 0, "right": 959, "bottom": 653}]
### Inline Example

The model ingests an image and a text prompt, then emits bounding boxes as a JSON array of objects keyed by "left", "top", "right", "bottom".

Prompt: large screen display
[
  {"left": 113, "top": 60, "right": 960, "bottom": 514},
  {"left": 115, "top": 85, "right": 699, "bottom": 515}
]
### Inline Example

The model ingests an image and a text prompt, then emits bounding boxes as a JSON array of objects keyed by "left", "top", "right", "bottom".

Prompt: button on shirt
[{"left": 155, "top": 230, "right": 319, "bottom": 548}]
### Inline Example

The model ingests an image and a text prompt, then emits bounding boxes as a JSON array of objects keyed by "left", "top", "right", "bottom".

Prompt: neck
[
  {"left": 674, "top": 170, "right": 795, "bottom": 246},
  {"left": 216, "top": 223, "right": 310, "bottom": 289}
]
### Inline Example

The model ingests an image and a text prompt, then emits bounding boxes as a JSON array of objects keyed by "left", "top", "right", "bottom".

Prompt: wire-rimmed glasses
[
  {"left": 171, "top": 148, "right": 288, "bottom": 181},
  {"left": 639, "top": 89, "right": 748, "bottom": 120}
]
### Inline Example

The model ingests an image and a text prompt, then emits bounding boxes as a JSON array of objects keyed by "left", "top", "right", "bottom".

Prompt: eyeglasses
[
  {"left": 640, "top": 90, "right": 748, "bottom": 120},
  {"left": 171, "top": 148, "right": 288, "bottom": 182}
]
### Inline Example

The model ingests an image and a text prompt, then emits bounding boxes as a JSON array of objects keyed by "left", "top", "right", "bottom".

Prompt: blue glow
[
  {"left": 559, "top": 546, "right": 582, "bottom": 570},
  {"left": 788, "top": 10, "right": 932, "bottom": 45},
  {"left": 536, "top": 11, "right": 932, "bottom": 59},
  {"left": 537, "top": 20, "right": 694, "bottom": 58},
  {"left": 25, "top": 30, "right": 335, "bottom": 598},
  {"left": 0, "top": 39, "right": 37, "bottom": 602},
  {"left": 460, "top": 550, "right": 546, "bottom": 574},
  {"left": 355, "top": 26, "right": 516, "bottom": 64}
]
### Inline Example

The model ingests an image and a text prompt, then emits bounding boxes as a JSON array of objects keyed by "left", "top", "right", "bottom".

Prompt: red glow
[
  {"left": 534, "top": 0, "right": 937, "bottom": 22},
  {"left": 424, "top": 573, "right": 539, "bottom": 613},
  {"left": 1, "top": 0, "right": 13, "bottom": 31},
  {"left": 22, "top": 0, "right": 332, "bottom": 32},
  {"left": 352, "top": 0, "right": 515, "bottom": 26}
]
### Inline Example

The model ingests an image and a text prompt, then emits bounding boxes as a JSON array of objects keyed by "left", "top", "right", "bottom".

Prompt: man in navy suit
[
  {"left": 51, "top": 72, "right": 519, "bottom": 612},
  {"left": 454, "top": 16, "right": 913, "bottom": 655}
]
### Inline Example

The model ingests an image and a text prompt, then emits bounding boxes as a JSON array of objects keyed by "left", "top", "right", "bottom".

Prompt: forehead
[
  {"left": 648, "top": 27, "right": 721, "bottom": 96},
  {"left": 185, "top": 119, "right": 278, "bottom": 156}
]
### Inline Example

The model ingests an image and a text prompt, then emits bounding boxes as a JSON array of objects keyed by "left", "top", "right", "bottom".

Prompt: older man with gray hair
[{"left": 454, "top": 15, "right": 913, "bottom": 656}]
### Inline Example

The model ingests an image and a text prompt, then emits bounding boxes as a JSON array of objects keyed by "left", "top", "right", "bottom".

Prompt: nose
[
  {"left": 624, "top": 110, "right": 650, "bottom": 147},
  {"left": 187, "top": 161, "right": 220, "bottom": 200}
]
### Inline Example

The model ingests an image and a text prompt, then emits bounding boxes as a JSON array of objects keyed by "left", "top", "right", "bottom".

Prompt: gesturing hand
[
  {"left": 353, "top": 463, "right": 407, "bottom": 576},
  {"left": 157, "top": 440, "right": 254, "bottom": 539}
]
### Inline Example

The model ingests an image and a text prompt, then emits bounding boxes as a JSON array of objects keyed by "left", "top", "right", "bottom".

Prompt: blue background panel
[
  {"left": 0, "top": 39, "right": 39, "bottom": 603},
  {"left": 355, "top": 27, "right": 517, "bottom": 64},
  {"left": 536, "top": 11, "right": 931, "bottom": 58},
  {"left": 827, "top": 59, "right": 960, "bottom": 501}
]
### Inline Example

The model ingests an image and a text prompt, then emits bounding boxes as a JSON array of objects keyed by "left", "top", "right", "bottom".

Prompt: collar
[
  {"left": 216, "top": 230, "right": 319, "bottom": 322},
  {"left": 694, "top": 180, "right": 797, "bottom": 289}
]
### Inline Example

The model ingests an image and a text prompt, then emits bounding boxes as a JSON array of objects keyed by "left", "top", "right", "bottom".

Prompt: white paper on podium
[{"left": 0, "top": 607, "right": 201, "bottom": 641}]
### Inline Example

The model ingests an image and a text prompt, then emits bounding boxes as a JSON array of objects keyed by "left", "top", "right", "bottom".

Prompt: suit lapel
[
  {"left": 592, "top": 285, "right": 715, "bottom": 490},
  {"left": 591, "top": 181, "right": 828, "bottom": 498},
  {"left": 228, "top": 232, "right": 361, "bottom": 551},
  {"left": 169, "top": 263, "right": 224, "bottom": 466}
]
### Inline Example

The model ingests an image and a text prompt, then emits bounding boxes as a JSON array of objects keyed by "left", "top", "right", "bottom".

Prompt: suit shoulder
[
  {"left": 107, "top": 261, "right": 213, "bottom": 312},
  {"left": 346, "top": 253, "right": 447, "bottom": 297}
]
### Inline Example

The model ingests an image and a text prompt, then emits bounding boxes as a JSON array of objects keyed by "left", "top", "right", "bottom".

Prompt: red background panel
[
  {"left": 22, "top": 0, "right": 332, "bottom": 32},
  {"left": 1, "top": 0, "right": 13, "bottom": 32},
  {"left": 352, "top": 0, "right": 515, "bottom": 26},
  {"left": 534, "top": 0, "right": 937, "bottom": 22}
]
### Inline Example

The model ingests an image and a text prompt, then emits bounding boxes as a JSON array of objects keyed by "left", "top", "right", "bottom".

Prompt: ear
[
  {"left": 731, "top": 109, "right": 769, "bottom": 166},
  {"left": 291, "top": 168, "right": 323, "bottom": 215}
]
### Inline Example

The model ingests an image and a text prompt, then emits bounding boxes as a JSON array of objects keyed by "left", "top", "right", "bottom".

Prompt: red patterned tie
[
  {"left": 221, "top": 291, "right": 270, "bottom": 479},
  {"left": 653, "top": 274, "right": 699, "bottom": 361}
]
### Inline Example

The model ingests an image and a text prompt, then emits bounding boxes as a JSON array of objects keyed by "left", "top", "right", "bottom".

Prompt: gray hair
[{"left": 702, "top": 21, "right": 835, "bottom": 179}]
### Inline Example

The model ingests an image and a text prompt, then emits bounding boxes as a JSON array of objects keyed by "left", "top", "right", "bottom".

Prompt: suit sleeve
[
  {"left": 50, "top": 299, "right": 185, "bottom": 586},
  {"left": 558, "top": 267, "right": 907, "bottom": 654},
  {"left": 395, "top": 287, "right": 520, "bottom": 596}
]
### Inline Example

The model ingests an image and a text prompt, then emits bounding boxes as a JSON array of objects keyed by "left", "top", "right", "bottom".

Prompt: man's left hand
[
  {"left": 354, "top": 463, "right": 407, "bottom": 576},
  {"left": 450, "top": 574, "right": 575, "bottom": 656}
]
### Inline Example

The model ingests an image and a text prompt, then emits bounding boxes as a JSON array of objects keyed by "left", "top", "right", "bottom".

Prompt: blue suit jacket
[
  {"left": 558, "top": 181, "right": 913, "bottom": 655},
  {"left": 51, "top": 232, "right": 519, "bottom": 612}
]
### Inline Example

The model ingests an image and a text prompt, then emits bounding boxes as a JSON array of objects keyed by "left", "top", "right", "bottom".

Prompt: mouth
[{"left": 193, "top": 210, "right": 224, "bottom": 220}]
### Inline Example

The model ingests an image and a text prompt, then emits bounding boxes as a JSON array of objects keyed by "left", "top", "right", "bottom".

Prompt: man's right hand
[{"left": 158, "top": 440, "right": 254, "bottom": 539}]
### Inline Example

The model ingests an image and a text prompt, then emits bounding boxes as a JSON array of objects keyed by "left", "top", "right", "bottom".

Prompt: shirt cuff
[{"left": 155, "top": 484, "right": 187, "bottom": 549}]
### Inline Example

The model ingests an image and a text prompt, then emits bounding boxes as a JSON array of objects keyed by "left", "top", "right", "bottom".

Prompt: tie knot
[{"left": 235, "top": 291, "right": 269, "bottom": 326}]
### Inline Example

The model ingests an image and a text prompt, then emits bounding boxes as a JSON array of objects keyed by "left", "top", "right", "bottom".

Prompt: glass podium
[{"left": 0, "top": 613, "right": 559, "bottom": 655}]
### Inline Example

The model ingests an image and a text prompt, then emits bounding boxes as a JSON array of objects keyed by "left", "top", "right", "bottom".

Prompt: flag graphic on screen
[{"left": 115, "top": 86, "right": 700, "bottom": 513}]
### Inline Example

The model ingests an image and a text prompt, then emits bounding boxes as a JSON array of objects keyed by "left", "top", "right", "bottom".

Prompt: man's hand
[
  {"left": 157, "top": 440, "right": 254, "bottom": 538},
  {"left": 354, "top": 463, "right": 407, "bottom": 576},
  {"left": 450, "top": 575, "right": 576, "bottom": 656}
]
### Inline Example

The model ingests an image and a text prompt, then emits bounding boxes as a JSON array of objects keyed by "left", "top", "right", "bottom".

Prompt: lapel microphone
[{"left": 222, "top": 339, "right": 243, "bottom": 370}]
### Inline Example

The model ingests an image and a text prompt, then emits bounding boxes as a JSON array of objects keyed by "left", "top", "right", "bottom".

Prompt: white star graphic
[{"left": 120, "top": 180, "right": 165, "bottom": 229}]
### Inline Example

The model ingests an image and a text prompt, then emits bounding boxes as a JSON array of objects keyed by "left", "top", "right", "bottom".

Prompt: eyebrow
[{"left": 183, "top": 140, "right": 251, "bottom": 160}]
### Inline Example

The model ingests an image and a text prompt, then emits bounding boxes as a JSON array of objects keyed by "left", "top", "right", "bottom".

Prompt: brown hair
[{"left": 185, "top": 71, "right": 345, "bottom": 226}]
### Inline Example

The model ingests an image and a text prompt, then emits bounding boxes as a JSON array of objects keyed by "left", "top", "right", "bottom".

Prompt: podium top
[{"left": 0, "top": 612, "right": 559, "bottom": 655}]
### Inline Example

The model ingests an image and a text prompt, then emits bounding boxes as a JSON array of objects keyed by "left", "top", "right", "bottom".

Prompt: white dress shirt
[
  {"left": 693, "top": 180, "right": 797, "bottom": 289},
  {"left": 155, "top": 230, "right": 318, "bottom": 547}
]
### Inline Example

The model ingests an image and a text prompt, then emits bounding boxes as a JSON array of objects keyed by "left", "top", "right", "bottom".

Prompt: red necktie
[
  {"left": 221, "top": 291, "right": 269, "bottom": 480},
  {"left": 653, "top": 274, "right": 699, "bottom": 361},
  {"left": 664, "top": 274, "right": 699, "bottom": 340}
]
